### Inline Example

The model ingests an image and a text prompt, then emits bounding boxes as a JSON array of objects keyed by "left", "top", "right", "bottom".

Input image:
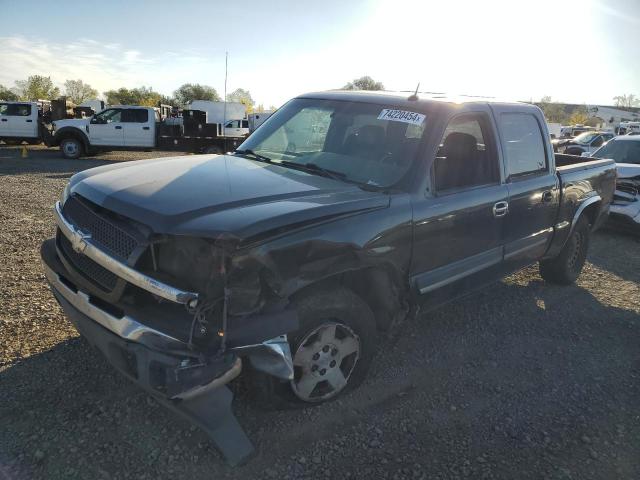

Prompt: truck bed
[{"left": 555, "top": 153, "right": 612, "bottom": 171}]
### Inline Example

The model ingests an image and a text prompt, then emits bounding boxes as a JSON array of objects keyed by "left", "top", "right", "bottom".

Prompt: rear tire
[
  {"left": 60, "top": 138, "right": 83, "bottom": 159},
  {"left": 251, "top": 288, "right": 377, "bottom": 409},
  {"left": 539, "top": 215, "right": 590, "bottom": 285}
]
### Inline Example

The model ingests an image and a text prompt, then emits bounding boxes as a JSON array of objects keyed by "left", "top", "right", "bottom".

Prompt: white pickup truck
[
  {"left": 50, "top": 105, "right": 246, "bottom": 159},
  {"left": 0, "top": 101, "right": 42, "bottom": 144}
]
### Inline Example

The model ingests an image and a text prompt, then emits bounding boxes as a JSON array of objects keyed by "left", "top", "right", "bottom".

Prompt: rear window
[
  {"left": 0, "top": 103, "right": 32, "bottom": 116},
  {"left": 499, "top": 113, "right": 547, "bottom": 177},
  {"left": 121, "top": 109, "right": 148, "bottom": 123}
]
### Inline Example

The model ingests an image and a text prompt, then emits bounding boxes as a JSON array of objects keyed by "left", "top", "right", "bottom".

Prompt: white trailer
[
  {"left": 248, "top": 111, "right": 274, "bottom": 132},
  {"left": 187, "top": 100, "right": 248, "bottom": 136}
]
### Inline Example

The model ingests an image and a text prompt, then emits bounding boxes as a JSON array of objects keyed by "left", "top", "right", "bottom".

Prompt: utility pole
[{"left": 223, "top": 51, "right": 228, "bottom": 148}]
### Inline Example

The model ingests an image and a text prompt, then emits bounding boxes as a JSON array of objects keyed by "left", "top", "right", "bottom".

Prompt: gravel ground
[{"left": 1, "top": 146, "right": 639, "bottom": 480}]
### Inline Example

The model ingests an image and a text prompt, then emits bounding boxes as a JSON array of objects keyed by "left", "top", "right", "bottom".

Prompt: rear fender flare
[{"left": 571, "top": 195, "right": 602, "bottom": 232}]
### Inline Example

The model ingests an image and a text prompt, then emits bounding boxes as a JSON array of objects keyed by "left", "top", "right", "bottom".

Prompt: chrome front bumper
[{"left": 54, "top": 201, "right": 199, "bottom": 306}]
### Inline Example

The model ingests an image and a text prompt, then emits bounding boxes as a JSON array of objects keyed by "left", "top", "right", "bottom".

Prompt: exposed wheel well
[
  {"left": 581, "top": 200, "right": 601, "bottom": 229},
  {"left": 289, "top": 267, "right": 407, "bottom": 331}
]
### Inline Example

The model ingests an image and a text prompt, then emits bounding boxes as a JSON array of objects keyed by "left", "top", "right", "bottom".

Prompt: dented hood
[{"left": 69, "top": 154, "right": 389, "bottom": 241}]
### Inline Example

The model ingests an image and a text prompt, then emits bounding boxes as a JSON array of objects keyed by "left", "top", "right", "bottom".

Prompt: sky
[{"left": 1, "top": 0, "right": 639, "bottom": 108}]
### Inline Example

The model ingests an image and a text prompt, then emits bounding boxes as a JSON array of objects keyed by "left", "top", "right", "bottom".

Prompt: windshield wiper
[
  {"left": 279, "top": 161, "right": 346, "bottom": 181},
  {"left": 235, "top": 149, "right": 272, "bottom": 163}
]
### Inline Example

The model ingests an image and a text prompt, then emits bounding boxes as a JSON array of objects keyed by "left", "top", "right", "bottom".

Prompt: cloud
[{"left": 0, "top": 36, "right": 223, "bottom": 98}]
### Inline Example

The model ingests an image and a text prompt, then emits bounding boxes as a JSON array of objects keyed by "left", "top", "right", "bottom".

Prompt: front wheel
[
  {"left": 539, "top": 215, "right": 590, "bottom": 285},
  {"left": 252, "top": 288, "right": 377, "bottom": 408},
  {"left": 60, "top": 138, "right": 83, "bottom": 159}
]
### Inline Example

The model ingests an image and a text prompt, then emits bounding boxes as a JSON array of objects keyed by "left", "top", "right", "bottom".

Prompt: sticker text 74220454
[{"left": 377, "top": 109, "right": 426, "bottom": 126}]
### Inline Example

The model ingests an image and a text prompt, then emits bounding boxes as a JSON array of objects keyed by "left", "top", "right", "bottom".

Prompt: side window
[
  {"left": 121, "top": 109, "right": 149, "bottom": 123},
  {"left": 242, "top": 120, "right": 249, "bottom": 128},
  {"left": 433, "top": 114, "right": 499, "bottom": 192},
  {"left": 591, "top": 135, "right": 604, "bottom": 148},
  {"left": 499, "top": 113, "right": 547, "bottom": 178},
  {"left": 0, "top": 104, "right": 31, "bottom": 116},
  {"left": 94, "top": 109, "right": 122, "bottom": 123}
]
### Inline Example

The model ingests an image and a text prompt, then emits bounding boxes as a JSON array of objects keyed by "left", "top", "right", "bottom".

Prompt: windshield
[
  {"left": 573, "top": 132, "right": 598, "bottom": 144},
  {"left": 592, "top": 139, "right": 640, "bottom": 164},
  {"left": 237, "top": 98, "right": 427, "bottom": 187}
]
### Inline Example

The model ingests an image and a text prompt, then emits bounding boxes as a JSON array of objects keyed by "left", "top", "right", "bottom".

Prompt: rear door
[
  {"left": 491, "top": 107, "right": 559, "bottom": 269},
  {"left": 122, "top": 109, "right": 154, "bottom": 147},
  {"left": 89, "top": 108, "right": 125, "bottom": 146},
  {"left": 411, "top": 109, "right": 509, "bottom": 306},
  {"left": 0, "top": 103, "right": 12, "bottom": 136}
]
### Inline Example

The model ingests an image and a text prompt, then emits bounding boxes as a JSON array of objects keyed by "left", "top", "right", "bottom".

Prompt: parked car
[
  {"left": 588, "top": 135, "right": 640, "bottom": 232},
  {"left": 41, "top": 91, "right": 616, "bottom": 465},
  {"left": 552, "top": 131, "right": 614, "bottom": 155}
]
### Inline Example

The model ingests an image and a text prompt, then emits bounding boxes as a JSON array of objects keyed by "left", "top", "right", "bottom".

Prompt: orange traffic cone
[{"left": 21, "top": 146, "right": 28, "bottom": 158}]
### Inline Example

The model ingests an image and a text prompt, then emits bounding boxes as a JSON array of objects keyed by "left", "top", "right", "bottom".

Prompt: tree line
[
  {"left": 538, "top": 94, "right": 640, "bottom": 126},
  {"left": 0, "top": 75, "right": 277, "bottom": 112}
]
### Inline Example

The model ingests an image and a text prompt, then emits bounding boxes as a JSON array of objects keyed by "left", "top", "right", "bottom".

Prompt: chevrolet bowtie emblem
[{"left": 71, "top": 230, "right": 91, "bottom": 254}]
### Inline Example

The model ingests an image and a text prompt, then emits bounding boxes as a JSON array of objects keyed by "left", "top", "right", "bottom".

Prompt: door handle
[
  {"left": 143, "top": 126, "right": 150, "bottom": 130},
  {"left": 114, "top": 126, "right": 122, "bottom": 130},
  {"left": 26, "top": 119, "right": 33, "bottom": 122},
  {"left": 541, "top": 190, "right": 553, "bottom": 203},
  {"left": 493, "top": 201, "right": 509, "bottom": 217},
  {"left": 0, "top": 119, "right": 7, "bottom": 122}
]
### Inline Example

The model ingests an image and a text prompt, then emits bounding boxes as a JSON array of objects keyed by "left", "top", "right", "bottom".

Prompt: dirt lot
[{"left": 1, "top": 146, "right": 639, "bottom": 480}]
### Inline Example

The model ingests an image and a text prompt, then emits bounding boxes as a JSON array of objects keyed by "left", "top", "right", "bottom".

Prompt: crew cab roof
[{"left": 297, "top": 90, "right": 533, "bottom": 112}]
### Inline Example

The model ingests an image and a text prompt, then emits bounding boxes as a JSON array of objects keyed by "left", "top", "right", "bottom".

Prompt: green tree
[
  {"left": 103, "top": 86, "right": 162, "bottom": 106},
  {"left": 0, "top": 84, "right": 19, "bottom": 101},
  {"left": 226, "top": 88, "right": 255, "bottom": 113},
  {"left": 538, "top": 96, "right": 568, "bottom": 123},
  {"left": 173, "top": 83, "right": 221, "bottom": 106},
  {"left": 613, "top": 94, "right": 640, "bottom": 108},
  {"left": 342, "top": 76, "right": 384, "bottom": 91},
  {"left": 14, "top": 75, "right": 60, "bottom": 100},
  {"left": 64, "top": 79, "right": 98, "bottom": 104}
]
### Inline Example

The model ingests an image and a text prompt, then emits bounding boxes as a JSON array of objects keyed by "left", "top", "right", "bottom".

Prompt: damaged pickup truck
[{"left": 41, "top": 91, "right": 616, "bottom": 465}]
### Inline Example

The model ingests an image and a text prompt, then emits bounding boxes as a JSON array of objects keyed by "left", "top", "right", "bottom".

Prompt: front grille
[
  {"left": 58, "top": 231, "right": 118, "bottom": 291},
  {"left": 62, "top": 195, "right": 138, "bottom": 260}
]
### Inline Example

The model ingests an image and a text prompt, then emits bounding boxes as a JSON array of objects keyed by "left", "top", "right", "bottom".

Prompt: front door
[
  {"left": 411, "top": 110, "right": 508, "bottom": 308},
  {"left": 89, "top": 108, "right": 125, "bottom": 146},
  {"left": 491, "top": 107, "right": 559, "bottom": 268}
]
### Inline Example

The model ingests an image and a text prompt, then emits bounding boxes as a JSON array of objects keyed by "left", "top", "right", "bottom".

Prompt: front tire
[
  {"left": 539, "top": 215, "right": 590, "bottom": 284},
  {"left": 253, "top": 288, "right": 377, "bottom": 408},
  {"left": 60, "top": 138, "right": 83, "bottom": 159}
]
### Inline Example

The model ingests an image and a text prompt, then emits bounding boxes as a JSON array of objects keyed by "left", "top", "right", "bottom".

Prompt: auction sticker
[{"left": 377, "top": 109, "right": 425, "bottom": 125}]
